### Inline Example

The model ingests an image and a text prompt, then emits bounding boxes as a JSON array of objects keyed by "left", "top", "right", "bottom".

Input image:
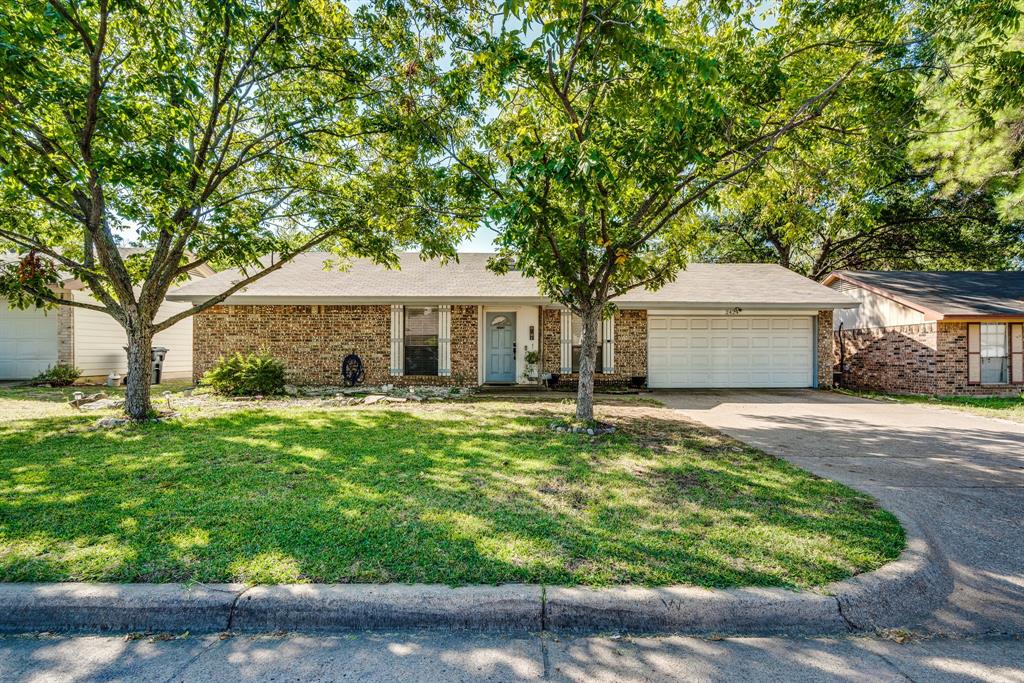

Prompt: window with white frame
[
  {"left": 570, "top": 315, "right": 603, "bottom": 374},
  {"left": 980, "top": 323, "right": 1009, "bottom": 385},
  {"left": 404, "top": 306, "right": 439, "bottom": 376}
]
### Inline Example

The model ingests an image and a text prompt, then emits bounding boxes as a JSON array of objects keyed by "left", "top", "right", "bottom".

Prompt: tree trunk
[
  {"left": 575, "top": 306, "right": 602, "bottom": 422},
  {"left": 123, "top": 320, "right": 154, "bottom": 420}
]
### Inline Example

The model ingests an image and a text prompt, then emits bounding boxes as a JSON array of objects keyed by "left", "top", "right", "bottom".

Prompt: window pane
[
  {"left": 571, "top": 345, "right": 603, "bottom": 374},
  {"left": 981, "top": 358, "right": 1008, "bottom": 384},
  {"left": 980, "top": 324, "right": 1008, "bottom": 384},
  {"left": 980, "top": 324, "right": 1007, "bottom": 357},
  {"left": 571, "top": 315, "right": 582, "bottom": 344},
  {"left": 405, "top": 307, "right": 438, "bottom": 376}
]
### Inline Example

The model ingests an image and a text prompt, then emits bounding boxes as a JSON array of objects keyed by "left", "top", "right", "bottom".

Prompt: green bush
[
  {"left": 33, "top": 363, "right": 81, "bottom": 387},
  {"left": 200, "top": 352, "right": 286, "bottom": 396}
]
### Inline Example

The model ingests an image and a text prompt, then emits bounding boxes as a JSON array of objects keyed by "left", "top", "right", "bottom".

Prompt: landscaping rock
[
  {"left": 548, "top": 422, "right": 616, "bottom": 435},
  {"left": 362, "top": 395, "right": 385, "bottom": 405},
  {"left": 80, "top": 398, "right": 125, "bottom": 412},
  {"left": 68, "top": 392, "right": 112, "bottom": 409},
  {"left": 283, "top": 384, "right": 299, "bottom": 396},
  {"left": 94, "top": 417, "right": 130, "bottom": 429}
]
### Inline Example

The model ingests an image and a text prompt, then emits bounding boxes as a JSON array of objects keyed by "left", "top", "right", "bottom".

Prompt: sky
[{"left": 457, "top": 226, "right": 499, "bottom": 253}]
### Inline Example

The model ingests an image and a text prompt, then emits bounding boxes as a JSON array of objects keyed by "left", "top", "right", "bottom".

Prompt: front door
[{"left": 486, "top": 312, "right": 517, "bottom": 383}]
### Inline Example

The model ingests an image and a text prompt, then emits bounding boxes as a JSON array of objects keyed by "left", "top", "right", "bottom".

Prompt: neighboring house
[
  {"left": 824, "top": 270, "right": 1024, "bottom": 396},
  {"left": 166, "top": 253, "right": 853, "bottom": 390},
  {"left": 0, "top": 250, "right": 215, "bottom": 381}
]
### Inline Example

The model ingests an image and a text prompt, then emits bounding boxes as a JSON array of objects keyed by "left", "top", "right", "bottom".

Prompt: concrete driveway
[{"left": 659, "top": 389, "right": 1024, "bottom": 637}]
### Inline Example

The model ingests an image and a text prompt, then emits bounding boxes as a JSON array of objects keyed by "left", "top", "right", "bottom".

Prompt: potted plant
[{"left": 523, "top": 349, "right": 541, "bottom": 381}]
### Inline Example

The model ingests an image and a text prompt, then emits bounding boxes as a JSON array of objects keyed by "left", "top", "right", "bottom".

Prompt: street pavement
[{"left": 1, "top": 631, "right": 1021, "bottom": 682}]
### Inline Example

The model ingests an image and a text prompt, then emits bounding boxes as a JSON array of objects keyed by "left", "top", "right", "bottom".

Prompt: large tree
[
  {"left": 440, "top": 0, "right": 910, "bottom": 419},
  {"left": 0, "top": 0, "right": 473, "bottom": 419},
  {"left": 692, "top": 0, "right": 1024, "bottom": 278},
  {"left": 913, "top": 0, "right": 1024, "bottom": 223},
  {"left": 697, "top": 98, "right": 1022, "bottom": 279}
]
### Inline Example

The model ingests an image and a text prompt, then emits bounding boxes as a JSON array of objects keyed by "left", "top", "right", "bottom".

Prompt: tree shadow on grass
[{"left": 0, "top": 404, "right": 902, "bottom": 588}]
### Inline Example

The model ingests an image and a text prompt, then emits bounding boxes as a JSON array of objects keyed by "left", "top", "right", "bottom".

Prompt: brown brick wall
[
  {"left": 448, "top": 305, "right": 479, "bottom": 385},
  {"left": 836, "top": 321, "right": 1021, "bottom": 396},
  {"left": 193, "top": 304, "right": 477, "bottom": 386},
  {"left": 56, "top": 292, "right": 75, "bottom": 367},
  {"left": 540, "top": 308, "right": 647, "bottom": 387},
  {"left": 817, "top": 309, "right": 834, "bottom": 389}
]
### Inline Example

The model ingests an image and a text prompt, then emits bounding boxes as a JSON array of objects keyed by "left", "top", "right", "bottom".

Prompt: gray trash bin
[
  {"left": 151, "top": 347, "right": 169, "bottom": 384},
  {"left": 127, "top": 346, "right": 170, "bottom": 385}
]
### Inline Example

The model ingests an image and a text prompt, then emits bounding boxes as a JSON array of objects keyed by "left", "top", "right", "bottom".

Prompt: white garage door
[
  {"left": 0, "top": 300, "right": 59, "bottom": 379},
  {"left": 648, "top": 315, "right": 815, "bottom": 388}
]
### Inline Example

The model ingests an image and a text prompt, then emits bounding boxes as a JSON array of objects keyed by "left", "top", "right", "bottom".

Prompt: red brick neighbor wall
[
  {"left": 835, "top": 322, "right": 939, "bottom": 394},
  {"left": 540, "top": 308, "right": 648, "bottom": 387},
  {"left": 935, "top": 322, "right": 1020, "bottom": 396},
  {"left": 193, "top": 304, "right": 478, "bottom": 386},
  {"left": 835, "top": 321, "right": 1021, "bottom": 396}
]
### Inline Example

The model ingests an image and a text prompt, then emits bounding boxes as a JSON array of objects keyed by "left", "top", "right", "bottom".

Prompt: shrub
[
  {"left": 200, "top": 352, "right": 286, "bottom": 396},
  {"left": 33, "top": 363, "right": 81, "bottom": 387}
]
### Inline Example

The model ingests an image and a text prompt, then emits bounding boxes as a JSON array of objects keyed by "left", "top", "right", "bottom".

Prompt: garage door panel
[
  {"left": 648, "top": 315, "right": 814, "bottom": 388},
  {"left": 0, "top": 301, "right": 59, "bottom": 379}
]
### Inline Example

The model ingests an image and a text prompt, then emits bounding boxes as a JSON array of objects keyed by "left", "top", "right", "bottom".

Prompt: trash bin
[
  {"left": 122, "top": 346, "right": 170, "bottom": 385},
  {"left": 151, "top": 347, "right": 168, "bottom": 385}
]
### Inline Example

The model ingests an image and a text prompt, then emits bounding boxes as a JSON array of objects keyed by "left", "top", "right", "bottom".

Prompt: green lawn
[
  {"left": 842, "top": 389, "right": 1024, "bottom": 423},
  {"left": 0, "top": 392, "right": 903, "bottom": 588}
]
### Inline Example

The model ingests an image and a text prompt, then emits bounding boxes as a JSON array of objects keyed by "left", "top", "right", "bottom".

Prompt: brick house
[
  {"left": 824, "top": 270, "right": 1024, "bottom": 396},
  {"left": 167, "top": 253, "right": 852, "bottom": 389}
]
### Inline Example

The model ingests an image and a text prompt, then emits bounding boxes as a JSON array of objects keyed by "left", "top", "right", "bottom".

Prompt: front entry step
[{"left": 476, "top": 384, "right": 547, "bottom": 394}]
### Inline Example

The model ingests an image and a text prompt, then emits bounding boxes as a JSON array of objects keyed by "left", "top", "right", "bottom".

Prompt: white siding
[
  {"left": 0, "top": 299, "right": 59, "bottom": 379},
  {"left": 72, "top": 292, "right": 195, "bottom": 379},
  {"left": 831, "top": 284, "right": 926, "bottom": 330}
]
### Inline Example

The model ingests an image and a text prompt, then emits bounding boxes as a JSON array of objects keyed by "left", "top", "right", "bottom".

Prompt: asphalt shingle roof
[
  {"left": 829, "top": 270, "right": 1024, "bottom": 317},
  {"left": 165, "top": 252, "right": 854, "bottom": 308}
]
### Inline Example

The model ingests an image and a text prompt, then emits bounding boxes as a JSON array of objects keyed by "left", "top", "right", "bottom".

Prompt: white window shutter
[
  {"left": 1011, "top": 323, "right": 1023, "bottom": 385},
  {"left": 967, "top": 323, "right": 981, "bottom": 385},
  {"left": 602, "top": 315, "right": 615, "bottom": 374},
  {"left": 438, "top": 305, "right": 451, "bottom": 376},
  {"left": 559, "top": 309, "right": 572, "bottom": 374},
  {"left": 390, "top": 305, "right": 404, "bottom": 376}
]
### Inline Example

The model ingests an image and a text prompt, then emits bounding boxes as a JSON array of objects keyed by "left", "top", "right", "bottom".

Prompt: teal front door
[{"left": 486, "top": 312, "right": 517, "bottom": 383}]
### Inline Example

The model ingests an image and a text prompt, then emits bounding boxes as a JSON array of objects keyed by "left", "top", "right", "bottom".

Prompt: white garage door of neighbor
[
  {"left": 648, "top": 315, "right": 815, "bottom": 388},
  {"left": 0, "top": 302, "right": 59, "bottom": 379}
]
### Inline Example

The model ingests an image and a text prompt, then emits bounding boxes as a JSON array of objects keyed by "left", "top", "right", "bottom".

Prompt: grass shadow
[{"left": 0, "top": 401, "right": 903, "bottom": 588}]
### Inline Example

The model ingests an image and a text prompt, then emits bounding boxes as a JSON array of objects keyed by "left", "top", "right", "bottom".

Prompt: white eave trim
[
  {"left": 165, "top": 294, "right": 858, "bottom": 310},
  {"left": 614, "top": 301, "right": 859, "bottom": 311},
  {"left": 164, "top": 294, "right": 550, "bottom": 305}
]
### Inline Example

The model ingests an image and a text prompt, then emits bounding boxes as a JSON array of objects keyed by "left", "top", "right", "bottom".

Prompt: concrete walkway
[
  {"left": 2, "top": 631, "right": 1021, "bottom": 682},
  {"left": 661, "top": 389, "right": 1024, "bottom": 637}
]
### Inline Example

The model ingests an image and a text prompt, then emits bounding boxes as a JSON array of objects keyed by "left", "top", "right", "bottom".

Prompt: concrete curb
[
  {"left": 824, "top": 513, "right": 953, "bottom": 631},
  {"left": 0, "top": 519, "right": 951, "bottom": 636},
  {"left": 544, "top": 586, "right": 845, "bottom": 635},
  {"left": 0, "top": 583, "right": 246, "bottom": 634},
  {"left": 231, "top": 584, "right": 542, "bottom": 632}
]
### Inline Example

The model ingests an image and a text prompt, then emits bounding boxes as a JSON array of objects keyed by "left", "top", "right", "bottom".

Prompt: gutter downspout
[{"left": 836, "top": 321, "right": 845, "bottom": 389}]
